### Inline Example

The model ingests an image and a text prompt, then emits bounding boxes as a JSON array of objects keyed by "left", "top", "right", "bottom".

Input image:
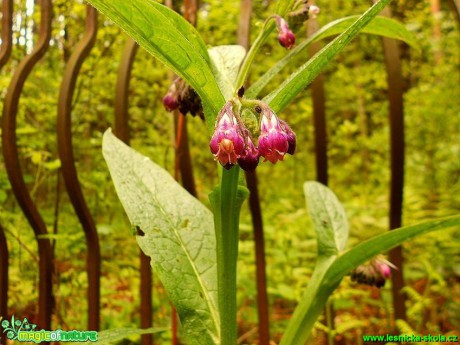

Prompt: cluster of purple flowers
[{"left": 209, "top": 101, "right": 296, "bottom": 172}]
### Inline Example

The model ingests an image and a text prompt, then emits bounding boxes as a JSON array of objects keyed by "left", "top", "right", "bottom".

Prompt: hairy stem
[{"left": 211, "top": 166, "right": 242, "bottom": 344}]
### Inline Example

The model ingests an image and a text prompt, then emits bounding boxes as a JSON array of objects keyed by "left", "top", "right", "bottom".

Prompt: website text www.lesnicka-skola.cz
[{"left": 362, "top": 333, "right": 459, "bottom": 343}]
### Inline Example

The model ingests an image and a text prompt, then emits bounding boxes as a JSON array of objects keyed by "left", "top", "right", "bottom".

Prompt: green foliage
[
  {"left": 305, "top": 181, "right": 349, "bottom": 255},
  {"left": 102, "top": 130, "right": 219, "bottom": 345},
  {"left": 247, "top": 14, "right": 418, "bottom": 98},
  {"left": 208, "top": 45, "right": 246, "bottom": 100},
  {"left": 281, "top": 182, "right": 460, "bottom": 345},
  {"left": 265, "top": 0, "right": 392, "bottom": 113},
  {"left": 85, "top": 0, "right": 225, "bottom": 131},
  {"left": 81, "top": 327, "right": 166, "bottom": 345},
  {"left": 0, "top": 0, "right": 458, "bottom": 344}
]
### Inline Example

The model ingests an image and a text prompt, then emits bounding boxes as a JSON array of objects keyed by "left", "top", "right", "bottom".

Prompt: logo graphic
[
  {"left": 1, "top": 315, "right": 36, "bottom": 340},
  {"left": 1, "top": 316, "right": 97, "bottom": 343}
]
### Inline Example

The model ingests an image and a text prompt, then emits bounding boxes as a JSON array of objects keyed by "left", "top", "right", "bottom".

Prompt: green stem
[
  {"left": 235, "top": 0, "right": 298, "bottom": 92},
  {"left": 213, "top": 166, "right": 241, "bottom": 344},
  {"left": 235, "top": 20, "right": 276, "bottom": 91}
]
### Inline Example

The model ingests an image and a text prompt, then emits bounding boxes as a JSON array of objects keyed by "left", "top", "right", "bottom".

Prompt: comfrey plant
[{"left": 87, "top": 0, "right": 460, "bottom": 344}]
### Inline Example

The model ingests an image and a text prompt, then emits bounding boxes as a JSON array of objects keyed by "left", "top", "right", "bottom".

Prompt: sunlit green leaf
[
  {"left": 305, "top": 181, "right": 349, "bottom": 256},
  {"left": 85, "top": 0, "right": 224, "bottom": 129},
  {"left": 265, "top": 0, "right": 392, "bottom": 113},
  {"left": 314, "top": 15, "right": 418, "bottom": 48},
  {"left": 281, "top": 201, "right": 460, "bottom": 345},
  {"left": 102, "top": 130, "right": 219, "bottom": 345},
  {"left": 208, "top": 45, "right": 246, "bottom": 100},
  {"left": 247, "top": 15, "right": 418, "bottom": 98}
]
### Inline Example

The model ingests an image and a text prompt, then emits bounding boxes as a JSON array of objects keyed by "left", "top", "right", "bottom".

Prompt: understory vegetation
[{"left": 0, "top": 0, "right": 459, "bottom": 344}]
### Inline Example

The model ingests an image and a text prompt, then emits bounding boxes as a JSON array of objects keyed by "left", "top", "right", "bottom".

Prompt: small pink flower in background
[
  {"left": 372, "top": 256, "right": 396, "bottom": 280},
  {"left": 351, "top": 255, "right": 396, "bottom": 288},
  {"left": 210, "top": 103, "right": 245, "bottom": 169},
  {"left": 162, "top": 83, "right": 179, "bottom": 112},
  {"left": 275, "top": 16, "right": 296, "bottom": 49},
  {"left": 309, "top": 5, "right": 320, "bottom": 18}
]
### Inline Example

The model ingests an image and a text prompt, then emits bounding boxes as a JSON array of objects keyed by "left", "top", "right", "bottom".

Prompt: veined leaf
[
  {"left": 313, "top": 15, "right": 418, "bottom": 48},
  {"left": 209, "top": 45, "right": 246, "bottom": 100},
  {"left": 247, "top": 15, "right": 417, "bottom": 98},
  {"left": 280, "top": 181, "right": 460, "bottom": 345},
  {"left": 305, "top": 181, "right": 348, "bottom": 256},
  {"left": 102, "top": 130, "right": 219, "bottom": 345},
  {"left": 326, "top": 216, "right": 460, "bottom": 283},
  {"left": 265, "top": 0, "right": 392, "bottom": 113},
  {"left": 85, "top": 0, "right": 224, "bottom": 128}
]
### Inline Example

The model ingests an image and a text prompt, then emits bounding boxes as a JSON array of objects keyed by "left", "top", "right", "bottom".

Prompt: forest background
[{"left": 0, "top": 0, "right": 459, "bottom": 344}]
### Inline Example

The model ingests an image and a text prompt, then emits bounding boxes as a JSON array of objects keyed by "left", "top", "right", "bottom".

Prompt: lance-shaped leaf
[
  {"left": 102, "top": 130, "right": 219, "bottom": 345},
  {"left": 86, "top": 0, "right": 225, "bottom": 128},
  {"left": 305, "top": 181, "right": 349, "bottom": 256},
  {"left": 265, "top": 0, "right": 392, "bottom": 113},
  {"left": 247, "top": 15, "right": 417, "bottom": 98}
]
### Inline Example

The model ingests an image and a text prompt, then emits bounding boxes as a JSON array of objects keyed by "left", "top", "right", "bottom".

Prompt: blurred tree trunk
[{"left": 431, "top": 0, "right": 443, "bottom": 63}]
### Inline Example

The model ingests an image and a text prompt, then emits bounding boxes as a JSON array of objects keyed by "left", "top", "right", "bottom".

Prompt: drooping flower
[
  {"left": 258, "top": 107, "right": 289, "bottom": 164},
  {"left": 279, "top": 119, "right": 296, "bottom": 155},
  {"left": 275, "top": 16, "right": 296, "bottom": 49},
  {"left": 350, "top": 255, "right": 396, "bottom": 288},
  {"left": 210, "top": 102, "right": 245, "bottom": 168},
  {"left": 162, "top": 83, "right": 179, "bottom": 112},
  {"left": 238, "top": 137, "right": 260, "bottom": 172},
  {"left": 163, "top": 78, "right": 204, "bottom": 119}
]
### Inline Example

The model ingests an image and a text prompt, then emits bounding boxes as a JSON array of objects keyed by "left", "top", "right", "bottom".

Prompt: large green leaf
[
  {"left": 102, "top": 130, "right": 219, "bottom": 345},
  {"left": 85, "top": 0, "right": 225, "bottom": 128},
  {"left": 265, "top": 0, "right": 392, "bottom": 113},
  {"left": 247, "top": 15, "right": 417, "bottom": 98},
  {"left": 208, "top": 45, "right": 246, "bottom": 100},
  {"left": 280, "top": 181, "right": 460, "bottom": 345},
  {"left": 305, "top": 182, "right": 349, "bottom": 256},
  {"left": 313, "top": 15, "right": 418, "bottom": 48}
]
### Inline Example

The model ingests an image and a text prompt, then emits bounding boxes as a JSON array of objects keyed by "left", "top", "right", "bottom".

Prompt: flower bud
[
  {"left": 275, "top": 16, "right": 296, "bottom": 49},
  {"left": 210, "top": 103, "right": 245, "bottom": 168},
  {"left": 238, "top": 138, "right": 260, "bottom": 172},
  {"left": 163, "top": 84, "right": 179, "bottom": 112}
]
